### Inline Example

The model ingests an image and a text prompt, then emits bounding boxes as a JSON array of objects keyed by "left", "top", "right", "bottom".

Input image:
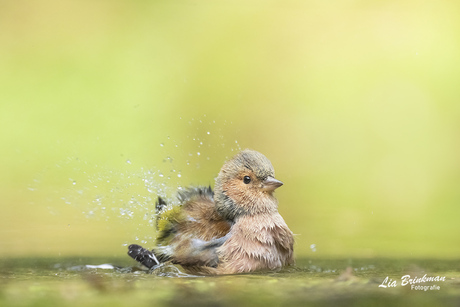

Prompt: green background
[{"left": 1, "top": 0, "right": 459, "bottom": 260}]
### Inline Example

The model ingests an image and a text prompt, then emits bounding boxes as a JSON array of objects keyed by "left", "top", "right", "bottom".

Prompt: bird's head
[{"left": 214, "top": 149, "right": 283, "bottom": 221}]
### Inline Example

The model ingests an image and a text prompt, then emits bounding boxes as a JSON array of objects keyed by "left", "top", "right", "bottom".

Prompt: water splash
[
  {"left": 33, "top": 115, "right": 242, "bottom": 248},
  {"left": 150, "top": 263, "right": 201, "bottom": 278}
]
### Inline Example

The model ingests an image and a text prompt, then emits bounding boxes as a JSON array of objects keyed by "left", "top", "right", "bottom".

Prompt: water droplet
[
  {"left": 72, "top": 181, "right": 76, "bottom": 185},
  {"left": 197, "top": 152, "right": 201, "bottom": 156},
  {"left": 164, "top": 156, "right": 173, "bottom": 163},
  {"left": 207, "top": 131, "right": 210, "bottom": 135},
  {"left": 177, "top": 173, "right": 182, "bottom": 178},
  {"left": 126, "top": 159, "right": 131, "bottom": 164},
  {"left": 159, "top": 173, "right": 164, "bottom": 178},
  {"left": 310, "top": 244, "right": 317, "bottom": 252},
  {"left": 160, "top": 143, "right": 164, "bottom": 147}
]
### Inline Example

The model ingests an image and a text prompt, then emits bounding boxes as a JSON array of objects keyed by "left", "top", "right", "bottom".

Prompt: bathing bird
[{"left": 128, "top": 149, "right": 294, "bottom": 275}]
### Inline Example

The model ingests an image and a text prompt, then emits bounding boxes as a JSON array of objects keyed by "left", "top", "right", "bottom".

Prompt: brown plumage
[{"left": 128, "top": 149, "right": 294, "bottom": 275}]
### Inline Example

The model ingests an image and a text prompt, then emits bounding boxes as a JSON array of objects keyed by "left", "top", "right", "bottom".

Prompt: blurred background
[{"left": 1, "top": 0, "right": 459, "bottom": 260}]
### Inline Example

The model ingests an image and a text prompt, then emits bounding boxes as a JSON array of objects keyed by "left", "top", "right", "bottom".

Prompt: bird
[{"left": 128, "top": 149, "right": 294, "bottom": 275}]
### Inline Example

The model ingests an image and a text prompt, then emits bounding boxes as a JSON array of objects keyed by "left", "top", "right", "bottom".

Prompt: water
[
  {"left": 27, "top": 116, "right": 243, "bottom": 249},
  {"left": 0, "top": 257, "right": 458, "bottom": 306}
]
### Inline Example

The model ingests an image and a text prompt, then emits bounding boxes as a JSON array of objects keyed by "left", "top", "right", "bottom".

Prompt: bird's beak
[{"left": 262, "top": 176, "right": 283, "bottom": 192}]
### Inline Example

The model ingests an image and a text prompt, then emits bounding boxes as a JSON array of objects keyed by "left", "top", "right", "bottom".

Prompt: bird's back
[{"left": 154, "top": 186, "right": 231, "bottom": 266}]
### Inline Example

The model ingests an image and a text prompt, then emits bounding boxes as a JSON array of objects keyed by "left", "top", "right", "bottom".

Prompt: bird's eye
[{"left": 243, "top": 176, "right": 251, "bottom": 184}]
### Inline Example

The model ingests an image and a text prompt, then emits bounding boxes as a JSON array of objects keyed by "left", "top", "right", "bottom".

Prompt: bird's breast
[{"left": 217, "top": 213, "right": 294, "bottom": 273}]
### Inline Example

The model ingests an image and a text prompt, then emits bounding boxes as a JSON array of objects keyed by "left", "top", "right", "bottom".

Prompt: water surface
[{"left": 1, "top": 257, "right": 458, "bottom": 306}]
